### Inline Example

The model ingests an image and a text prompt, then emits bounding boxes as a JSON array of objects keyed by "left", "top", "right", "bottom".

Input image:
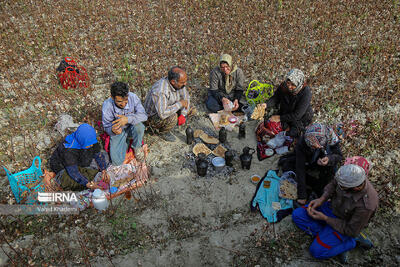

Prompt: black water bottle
[
  {"left": 219, "top": 127, "right": 227, "bottom": 143},
  {"left": 238, "top": 123, "right": 246, "bottom": 139},
  {"left": 225, "top": 150, "right": 234, "bottom": 167},
  {"left": 186, "top": 126, "right": 194, "bottom": 145}
]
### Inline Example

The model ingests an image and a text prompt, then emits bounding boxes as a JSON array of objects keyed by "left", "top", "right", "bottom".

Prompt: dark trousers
[
  {"left": 206, "top": 93, "right": 244, "bottom": 113},
  {"left": 279, "top": 153, "right": 335, "bottom": 198},
  {"left": 283, "top": 109, "right": 313, "bottom": 138}
]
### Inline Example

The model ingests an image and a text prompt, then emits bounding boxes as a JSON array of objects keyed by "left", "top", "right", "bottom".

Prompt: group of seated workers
[{"left": 48, "top": 54, "right": 378, "bottom": 263}]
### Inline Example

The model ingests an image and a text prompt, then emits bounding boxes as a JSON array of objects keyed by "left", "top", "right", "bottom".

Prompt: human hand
[
  {"left": 222, "top": 97, "right": 229, "bottom": 105},
  {"left": 269, "top": 115, "right": 280, "bottom": 122},
  {"left": 112, "top": 124, "right": 122, "bottom": 135},
  {"left": 86, "top": 181, "right": 101, "bottom": 189},
  {"left": 112, "top": 114, "right": 128, "bottom": 129},
  {"left": 102, "top": 170, "right": 110, "bottom": 184},
  {"left": 232, "top": 99, "right": 239, "bottom": 111},
  {"left": 180, "top": 99, "right": 189, "bottom": 109},
  {"left": 308, "top": 197, "right": 325, "bottom": 212},
  {"left": 307, "top": 209, "right": 328, "bottom": 221},
  {"left": 317, "top": 156, "right": 329, "bottom": 166}
]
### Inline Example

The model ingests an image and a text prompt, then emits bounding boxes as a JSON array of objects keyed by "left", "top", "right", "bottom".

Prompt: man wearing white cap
[{"left": 292, "top": 164, "right": 379, "bottom": 263}]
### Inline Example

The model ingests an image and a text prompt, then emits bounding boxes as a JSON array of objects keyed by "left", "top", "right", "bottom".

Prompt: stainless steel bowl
[{"left": 212, "top": 157, "right": 225, "bottom": 172}]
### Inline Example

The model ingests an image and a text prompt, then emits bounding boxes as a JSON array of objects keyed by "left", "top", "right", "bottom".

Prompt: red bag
[
  {"left": 255, "top": 120, "right": 283, "bottom": 143},
  {"left": 56, "top": 57, "right": 89, "bottom": 89}
]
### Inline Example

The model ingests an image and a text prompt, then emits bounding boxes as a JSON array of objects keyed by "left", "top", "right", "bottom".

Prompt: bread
[
  {"left": 279, "top": 180, "right": 297, "bottom": 199},
  {"left": 193, "top": 143, "right": 212, "bottom": 156},
  {"left": 251, "top": 105, "right": 265, "bottom": 121},
  {"left": 200, "top": 133, "right": 219, "bottom": 144},
  {"left": 212, "top": 145, "right": 227, "bottom": 158},
  {"left": 194, "top": 129, "right": 204, "bottom": 138}
]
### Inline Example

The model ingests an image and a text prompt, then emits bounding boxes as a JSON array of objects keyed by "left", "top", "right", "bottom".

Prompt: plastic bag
[
  {"left": 267, "top": 131, "right": 286, "bottom": 149},
  {"left": 223, "top": 99, "right": 234, "bottom": 112}
]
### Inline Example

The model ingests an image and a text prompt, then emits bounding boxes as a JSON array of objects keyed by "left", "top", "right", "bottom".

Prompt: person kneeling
[
  {"left": 49, "top": 124, "right": 107, "bottom": 191},
  {"left": 292, "top": 164, "right": 378, "bottom": 263}
]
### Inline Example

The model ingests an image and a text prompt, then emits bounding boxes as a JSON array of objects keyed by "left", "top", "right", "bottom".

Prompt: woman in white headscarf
[
  {"left": 206, "top": 54, "right": 246, "bottom": 112},
  {"left": 260, "top": 68, "right": 313, "bottom": 138}
]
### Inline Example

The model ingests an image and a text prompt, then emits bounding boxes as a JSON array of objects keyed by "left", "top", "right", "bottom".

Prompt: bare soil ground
[{"left": 0, "top": 0, "right": 399, "bottom": 266}]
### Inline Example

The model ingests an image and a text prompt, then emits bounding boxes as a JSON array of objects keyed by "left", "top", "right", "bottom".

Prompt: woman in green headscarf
[{"left": 206, "top": 54, "right": 246, "bottom": 112}]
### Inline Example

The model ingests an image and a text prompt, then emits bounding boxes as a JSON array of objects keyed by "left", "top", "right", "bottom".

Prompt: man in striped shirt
[{"left": 144, "top": 66, "right": 191, "bottom": 142}]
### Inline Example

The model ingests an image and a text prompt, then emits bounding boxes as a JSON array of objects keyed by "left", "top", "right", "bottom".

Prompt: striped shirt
[{"left": 144, "top": 77, "right": 190, "bottom": 119}]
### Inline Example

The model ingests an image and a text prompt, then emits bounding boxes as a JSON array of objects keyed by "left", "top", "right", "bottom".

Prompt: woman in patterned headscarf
[
  {"left": 260, "top": 68, "right": 313, "bottom": 138},
  {"left": 206, "top": 54, "right": 246, "bottom": 112},
  {"left": 278, "top": 123, "right": 343, "bottom": 205}
]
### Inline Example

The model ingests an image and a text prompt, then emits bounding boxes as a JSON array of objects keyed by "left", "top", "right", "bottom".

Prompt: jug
[
  {"left": 196, "top": 153, "right": 208, "bottom": 177},
  {"left": 225, "top": 150, "right": 234, "bottom": 167},
  {"left": 240, "top": 147, "right": 255, "bottom": 170},
  {"left": 238, "top": 123, "right": 246, "bottom": 139},
  {"left": 186, "top": 126, "right": 194, "bottom": 145},
  {"left": 219, "top": 127, "right": 227, "bottom": 143},
  {"left": 92, "top": 189, "right": 109, "bottom": 211}
]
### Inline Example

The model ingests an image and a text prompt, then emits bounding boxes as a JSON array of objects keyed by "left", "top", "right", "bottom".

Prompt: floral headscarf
[
  {"left": 304, "top": 123, "right": 339, "bottom": 148},
  {"left": 285, "top": 68, "right": 305, "bottom": 95},
  {"left": 220, "top": 54, "right": 238, "bottom": 94}
]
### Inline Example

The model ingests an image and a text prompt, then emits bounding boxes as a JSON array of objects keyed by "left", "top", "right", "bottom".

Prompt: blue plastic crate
[{"left": 3, "top": 156, "right": 45, "bottom": 204}]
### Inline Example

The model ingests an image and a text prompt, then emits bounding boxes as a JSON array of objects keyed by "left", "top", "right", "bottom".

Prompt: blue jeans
[
  {"left": 292, "top": 202, "right": 356, "bottom": 259},
  {"left": 206, "top": 93, "right": 223, "bottom": 113},
  {"left": 110, "top": 123, "right": 145, "bottom": 166}
]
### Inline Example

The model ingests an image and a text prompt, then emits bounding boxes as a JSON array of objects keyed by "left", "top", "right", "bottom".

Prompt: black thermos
[{"left": 186, "top": 126, "right": 194, "bottom": 145}]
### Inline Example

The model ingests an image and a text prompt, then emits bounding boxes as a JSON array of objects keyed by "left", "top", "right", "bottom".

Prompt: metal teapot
[{"left": 240, "top": 147, "right": 255, "bottom": 170}]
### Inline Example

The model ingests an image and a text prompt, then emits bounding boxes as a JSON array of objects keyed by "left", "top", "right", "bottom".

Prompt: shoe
[
  {"left": 355, "top": 232, "right": 373, "bottom": 250},
  {"left": 338, "top": 251, "right": 348, "bottom": 264},
  {"left": 160, "top": 132, "right": 176, "bottom": 142}
]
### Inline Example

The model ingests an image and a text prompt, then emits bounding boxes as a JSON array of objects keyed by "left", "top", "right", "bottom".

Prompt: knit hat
[{"left": 335, "top": 164, "right": 366, "bottom": 188}]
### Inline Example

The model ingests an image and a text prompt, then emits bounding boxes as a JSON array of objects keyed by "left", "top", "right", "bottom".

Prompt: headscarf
[
  {"left": 63, "top": 123, "right": 98, "bottom": 149},
  {"left": 285, "top": 68, "right": 305, "bottom": 95},
  {"left": 304, "top": 123, "right": 339, "bottom": 148},
  {"left": 335, "top": 164, "right": 366, "bottom": 188},
  {"left": 220, "top": 54, "right": 238, "bottom": 94}
]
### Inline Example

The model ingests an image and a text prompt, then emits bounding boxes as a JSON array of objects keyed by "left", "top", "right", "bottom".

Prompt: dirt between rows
[
  {"left": 90, "top": 106, "right": 400, "bottom": 266},
  {"left": 0, "top": 106, "right": 399, "bottom": 266}
]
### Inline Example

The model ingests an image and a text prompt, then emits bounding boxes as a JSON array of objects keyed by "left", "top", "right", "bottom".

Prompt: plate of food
[{"left": 228, "top": 116, "right": 238, "bottom": 123}]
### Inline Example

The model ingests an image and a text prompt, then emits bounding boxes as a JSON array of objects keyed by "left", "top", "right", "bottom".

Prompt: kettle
[
  {"left": 186, "top": 126, "right": 194, "bottom": 145},
  {"left": 195, "top": 153, "right": 208, "bottom": 177},
  {"left": 240, "top": 147, "right": 255, "bottom": 170},
  {"left": 92, "top": 189, "right": 109, "bottom": 211}
]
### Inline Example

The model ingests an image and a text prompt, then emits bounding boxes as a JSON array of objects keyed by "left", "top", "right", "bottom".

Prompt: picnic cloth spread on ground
[
  {"left": 209, "top": 110, "right": 245, "bottom": 131},
  {"left": 250, "top": 170, "right": 293, "bottom": 223}
]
